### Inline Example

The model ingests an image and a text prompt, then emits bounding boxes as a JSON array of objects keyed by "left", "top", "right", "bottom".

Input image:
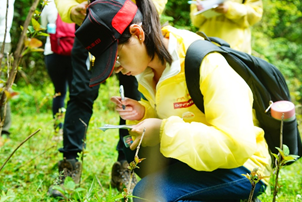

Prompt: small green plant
[
  {"left": 52, "top": 176, "right": 85, "bottom": 201},
  {"left": 0, "top": 189, "right": 16, "bottom": 202},
  {"left": 271, "top": 144, "right": 299, "bottom": 202},
  {"left": 242, "top": 167, "right": 269, "bottom": 202},
  {"left": 104, "top": 186, "right": 126, "bottom": 202},
  {"left": 54, "top": 106, "right": 66, "bottom": 133},
  {"left": 270, "top": 113, "right": 300, "bottom": 202},
  {"left": 123, "top": 128, "right": 146, "bottom": 202}
]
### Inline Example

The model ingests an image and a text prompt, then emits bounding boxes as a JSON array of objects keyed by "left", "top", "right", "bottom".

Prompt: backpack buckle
[{"left": 89, "top": 53, "right": 95, "bottom": 69}]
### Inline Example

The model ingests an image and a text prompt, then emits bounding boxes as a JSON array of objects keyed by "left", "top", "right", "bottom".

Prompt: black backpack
[{"left": 185, "top": 32, "right": 302, "bottom": 163}]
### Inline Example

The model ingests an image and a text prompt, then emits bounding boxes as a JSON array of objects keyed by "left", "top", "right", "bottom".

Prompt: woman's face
[{"left": 114, "top": 31, "right": 150, "bottom": 76}]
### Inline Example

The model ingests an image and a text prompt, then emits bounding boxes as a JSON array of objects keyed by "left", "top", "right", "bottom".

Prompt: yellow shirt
[
  {"left": 190, "top": 0, "right": 263, "bottom": 54},
  {"left": 131, "top": 26, "right": 272, "bottom": 184}
]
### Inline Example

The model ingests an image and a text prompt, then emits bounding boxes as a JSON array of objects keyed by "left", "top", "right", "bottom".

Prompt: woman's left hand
[
  {"left": 213, "top": 3, "right": 228, "bottom": 14},
  {"left": 129, "top": 118, "right": 162, "bottom": 150}
]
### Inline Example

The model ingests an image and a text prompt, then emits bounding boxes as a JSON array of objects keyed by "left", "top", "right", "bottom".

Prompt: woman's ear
[{"left": 129, "top": 24, "right": 145, "bottom": 42}]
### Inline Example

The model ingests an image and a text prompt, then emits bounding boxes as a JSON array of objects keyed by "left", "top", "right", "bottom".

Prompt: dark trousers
[
  {"left": 59, "top": 36, "right": 140, "bottom": 160},
  {"left": 44, "top": 54, "right": 73, "bottom": 121},
  {"left": 123, "top": 146, "right": 266, "bottom": 201}
]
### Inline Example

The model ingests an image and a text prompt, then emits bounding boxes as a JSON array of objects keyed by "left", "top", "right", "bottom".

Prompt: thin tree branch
[
  {"left": 0, "top": 129, "right": 41, "bottom": 172},
  {"left": 6, "top": 0, "right": 40, "bottom": 90},
  {"left": 0, "top": 0, "right": 40, "bottom": 136},
  {"left": 125, "top": 128, "right": 146, "bottom": 202}
]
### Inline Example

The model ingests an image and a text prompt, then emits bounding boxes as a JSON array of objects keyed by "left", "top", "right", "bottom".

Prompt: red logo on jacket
[
  {"left": 174, "top": 99, "right": 194, "bottom": 109},
  {"left": 86, "top": 38, "right": 101, "bottom": 50}
]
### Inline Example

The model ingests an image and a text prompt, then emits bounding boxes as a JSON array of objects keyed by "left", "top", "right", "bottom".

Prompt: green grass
[
  {"left": 0, "top": 76, "right": 124, "bottom": 201},
  {"left": 0, "top": 110, "right": 123, "bottom": 201},
  {"left": 1, "top": 75, "right": 302, "bottom": 201}
]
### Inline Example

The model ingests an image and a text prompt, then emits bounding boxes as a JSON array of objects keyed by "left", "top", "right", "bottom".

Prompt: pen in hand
[{"left": 119, "top": 85, "right": 126, "bottom": 110}]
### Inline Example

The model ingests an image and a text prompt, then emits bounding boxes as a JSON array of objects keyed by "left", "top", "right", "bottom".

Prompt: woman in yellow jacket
[
  {"left": 75, "top": 0, "right": 271, "bottom": 200},
  {"left": 190, "top": 0, "right": 263, "bottom": 54}
]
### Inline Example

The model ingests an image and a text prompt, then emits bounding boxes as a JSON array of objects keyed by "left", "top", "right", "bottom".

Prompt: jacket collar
[{"left": 136, "top": 34, "right": 181, "bottom": 89}]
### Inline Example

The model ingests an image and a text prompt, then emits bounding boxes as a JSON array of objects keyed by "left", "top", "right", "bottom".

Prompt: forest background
[
  {"left": 0, "top": 0, "right": 302, "bottom": 201},
  {"left": 8, "top": 0, "right": 302, "bottom": 108}
]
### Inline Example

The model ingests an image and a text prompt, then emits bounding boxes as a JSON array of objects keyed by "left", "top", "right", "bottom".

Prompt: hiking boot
[
  {"left": 48, "top": 158, "right": 82, "bottom": 198},
  {"left": 111, "top": 160, "right": 137, "bottom": 193}
]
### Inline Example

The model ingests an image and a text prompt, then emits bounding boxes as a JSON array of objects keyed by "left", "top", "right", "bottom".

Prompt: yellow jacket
[
  {"left": 190, "top": 0, "right": 263, "bottom": 54},
  {"left": 54, "top": 0, "right": 167, "bottom": 23},
  {"left": 133, "top": 26, "right": 271, "bottom": 184}
]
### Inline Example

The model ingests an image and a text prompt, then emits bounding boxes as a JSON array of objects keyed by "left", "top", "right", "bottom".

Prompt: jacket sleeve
[
  {"left": 152, "top": 0, "right": 168, "bottom": 15},
  {"left": 224, "top": 0, "right": 263, "bottom": 28},
  {"left": 40, "top": 6, "right": 48, "bottom": 28},
  {"left": 159, "top": 52, "right": 258, "bottom": 171},
  {"left": 190, "top": 0, "right": 263, "bottom": 29},
  {"left": 190, "top": 3, "right": 206, "bottom": 29},
  {"left": 54, "top": 0, "right": 83, "bottom": 23}
]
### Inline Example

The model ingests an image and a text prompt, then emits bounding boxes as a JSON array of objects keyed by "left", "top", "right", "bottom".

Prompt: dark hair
[{"left": 119, "top": 0, "right": 172, "bottom": 65}]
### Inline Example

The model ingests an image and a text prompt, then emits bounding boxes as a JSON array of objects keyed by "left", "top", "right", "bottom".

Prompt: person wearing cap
[
  {"left": 190, "top": 0, "right": 263, "bottom": 54},
  {"left": 48, "top": 0, "right": 168, "bottom": 198},
  {"left": 75, "top": 0, "right": 272, "bottom": 200}
]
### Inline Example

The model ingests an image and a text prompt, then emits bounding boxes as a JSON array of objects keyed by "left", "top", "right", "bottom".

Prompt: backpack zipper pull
[{"left": 265, "top": 101, "right": 274, "bottom": 113}]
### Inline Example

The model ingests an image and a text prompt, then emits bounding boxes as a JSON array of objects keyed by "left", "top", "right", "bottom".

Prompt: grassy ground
[{"left": 0, "top": 75, "right": 302, "bottom": 201}]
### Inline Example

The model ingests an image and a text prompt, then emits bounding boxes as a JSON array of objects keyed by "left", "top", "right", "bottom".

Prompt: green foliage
[
  {"left": 242, "top": 167, "right": 269, "bottom": 202},
  {"left": 270, "top": 144, "right": 301, "bottom": 201},
  {"left": 163, "top": 0, "right": 196, "bottom": 31},
  {"left": 261, "top": 0, "right": 302, "bottom": 42},
  {"left": 273, "top": 145, "right": 300, "bottom": 166},
  {"left": 0, "top": 190, "right": 15, "bottom": 202},
  {"left": 10, "top": 82, "right": 53, "bottom": 115},
  {"left": 252, "top": 0, "right": 302, "bottom": 105},
  {"left": 52, "top": 176, "right": 86, "bottom": 200},
  {"left": 11, "top": 0, "right": 49, "bottom": 87},
  {"left": 0, "top": 76, "right": 123, "bottom": 201},
  {"left": 164, "top": 2, "right": 188, "bottom": 25},
  {"left": 103, "top": 187, "right": 126, "bottom": 202}
]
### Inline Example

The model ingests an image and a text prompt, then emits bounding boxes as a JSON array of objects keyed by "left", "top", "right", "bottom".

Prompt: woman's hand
[
  {"left": 110, "top": 96, "right": 145, "bottom": 120},
  {"left": 70, "top": 1, "right": 88, "bottom": 25},
  {"left": 213, "top": 3, "right": 228, "bottom": 14},
  {"left": 129, "top": 118, "right": 162, "bottom": 150},
  {"left": 195, "top": 1, "right": 228, "bottom": 14},
  {"left": 195, "top": 0, "right": 204, "bottom": 11}
]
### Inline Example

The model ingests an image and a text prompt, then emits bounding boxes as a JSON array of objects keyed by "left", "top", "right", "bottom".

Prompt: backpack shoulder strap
[{"left": 185, "top": 38, "right": 226, "bottom": 113}]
